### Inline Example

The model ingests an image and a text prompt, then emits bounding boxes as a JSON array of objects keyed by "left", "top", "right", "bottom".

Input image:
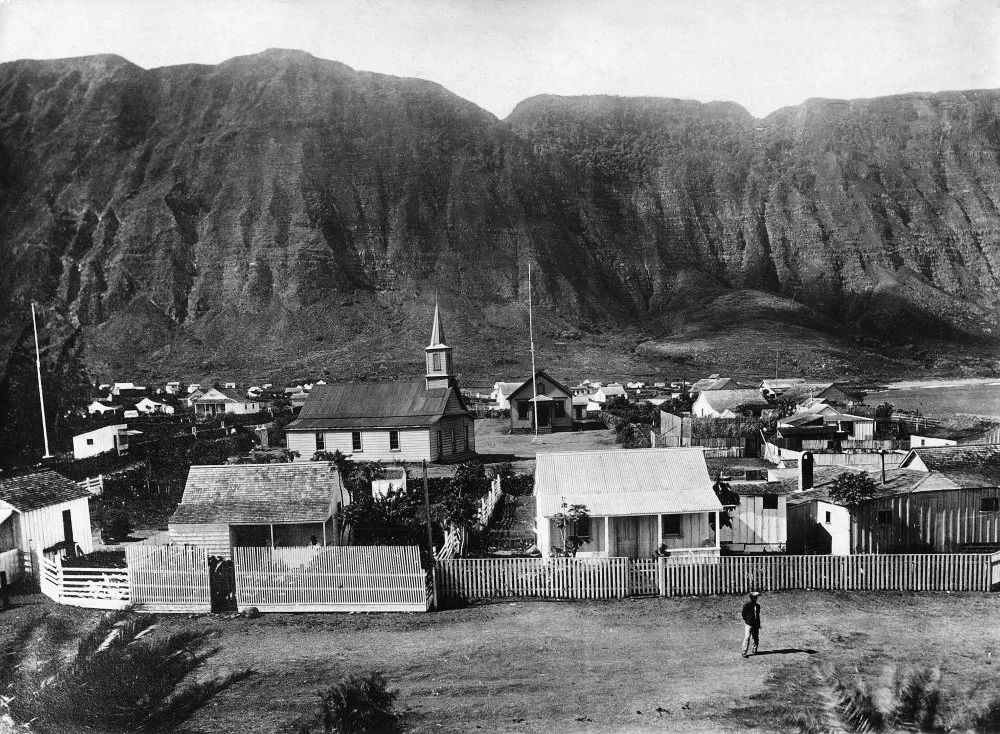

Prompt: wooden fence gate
[
  {"left": 125, "top": 545, "right": 212, "bottom": 613},
  {"left": 233, "top": 545, "right": 430, "bottom": 612}
]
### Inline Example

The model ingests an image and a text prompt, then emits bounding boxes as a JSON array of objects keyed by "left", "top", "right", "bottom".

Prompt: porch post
[
  {"left": 715, "top": 511, "right": 721, "bottom": 551},
  {"left": 269, "top": 524, "right": 275, "bottom": 548},
  {"left": 657, "top": 514, "right": 663, "bottom": 547},
  {"left": 604, "top": 517, "right": 612, "bottom": 556},
  {"left": 321, "top": 522, "right": 327, "bottom": 547}
]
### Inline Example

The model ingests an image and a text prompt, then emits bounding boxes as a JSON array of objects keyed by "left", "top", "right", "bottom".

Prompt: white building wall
[
  {"left": 720, "top": 494, "right": 787, "bottom": 550},
  {"left": 73, "top": 425, "right": 126, "bottom": 459},
  {"left": 168, "top": 523, "right": 231, "bottom": 557},
  {"left": 18, "top": 497, "right": 93, "bottom": 575},
  {"left": 289, "top": 428, "right": 432, "bottom": 462}
]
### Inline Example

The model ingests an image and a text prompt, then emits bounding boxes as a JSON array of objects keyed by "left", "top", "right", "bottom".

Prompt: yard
[{"left": 5, "top": 589, "right": 1000, "bottom": 733}]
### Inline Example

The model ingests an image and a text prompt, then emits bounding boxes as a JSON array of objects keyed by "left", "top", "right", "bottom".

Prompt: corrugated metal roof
[
  {"left": 691, "top": 377, "right": 742, "bottom": 392},
  {"left": 170, "top": 462, "right": 342, "bottom": 524},
  {"left": 698, "top": 389, "right": 769, "bottom": 414},
  {"left": 0, "top": 470, "right": 91, "bottom": 512},
  {"left": 285, "top": 381, "right": 471, "bottom": 430},
  {"left": 535, "top": 448, "right": 723, "bottom": 517}
]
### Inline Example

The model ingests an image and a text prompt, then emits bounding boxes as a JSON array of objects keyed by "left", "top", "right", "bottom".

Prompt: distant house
[
  {"left": 182, "top": 389, "right": 204, "bottom": 409},
  {"left": 87, "top": 400, "right": 122, "bottom": 416},
  {"left": 169, "top": 462, "right": 349, "bottom": 557},
  {"left": 570, "top": 384, "right": 593, "bottom": 396},
  {"left": 909, "top": 423, "right": 1000, "bottom": 448},
  {"left": 692, "top": 389, "right": 769, "bottom": 418},
  {"left": 72, "top": 424, "right": 135, "bottom": 459},
  {"left": 690, "top": 377, "right": 741, "bottom": 394},
  {"left": 164, "top": 381, "right": 182, "bottom": 395},
  {"left": 0, "top": 471, "right": 93, "bottom": 580},
  {"left": 507, "top": 370, "right": 575, "bottom": 433},
  {"left": 285, "top": 303, "right": 476, "bottom": 463},
  {"left": 372, "top": 468, "right": 408, "bottom": 498},
  {"left": 194, "top": 387, "right": 261, "bottom": 418},
  {"left": 571, "top": 395, "right": 591, "bottom": 421},
  {"left": 490, "top": 382, "right": 523, "bottom": 411},
  {"left": 759, "top": 378, "right": 807, "bottom": 399},
  {"left": 590, "top": 384, "right": 627, "bottom": 404},
  {"left": 135, "top": 397, "right": 175, "bottom": 415},
  {"left": 534, "top": 448, "right": 724, "bottom": 559},
  {"left": 776, "top": 410, "right": 876, "bottom": 447}
]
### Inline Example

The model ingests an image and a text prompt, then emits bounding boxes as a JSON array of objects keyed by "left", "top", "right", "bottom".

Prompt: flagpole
[
  {"left": 31, "top": 303, "right": 53, "bottom": 459},
  {"left": 528, "top": 263, "right": 538, "bottom": 439}
]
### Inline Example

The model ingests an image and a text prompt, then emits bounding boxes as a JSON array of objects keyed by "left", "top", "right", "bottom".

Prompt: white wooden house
[
  {"left": 0, "top": 471, "right": 93, "bottom": 581},
  {"left": 169, "top": 462, "right": 350, "bottom": 557},
  {"left": 692, "top": 389, "right": 769, "bottom": 418},
  {"left": 135, "top": 397, "right": 175, "bottom": 414},
  {"left": 590, "top": 384, "right": 627, "bottom": 404},
  {"left": 72, "top": 424, "right": 134, "bottom": 459},
  {"left": 718, "top": 480, "right": 789, "bottom": 554},
  {"left": 490, "top": 382, "right": 523, "bottom": 411},
  {"left": 285, "top": 303, "right": 476, "bottom": 463},
  {"left": 194, "top": 387, "right": 261, "bottom": 417},
  {"left": 534, "top": 448, "right": 723, "bottom": 559},
  {"left": 507, "top": 370, "right": 575, "bottom": 433}
]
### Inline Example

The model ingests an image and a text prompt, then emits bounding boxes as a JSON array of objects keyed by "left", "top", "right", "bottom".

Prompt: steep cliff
[{"left": 1, "top": 50, "right": 998, "bottom": 382}]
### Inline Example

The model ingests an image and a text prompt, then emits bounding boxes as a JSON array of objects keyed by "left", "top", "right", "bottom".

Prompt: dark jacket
[{"left": 741, "top": 600, "right": 760, "bottom": 628}]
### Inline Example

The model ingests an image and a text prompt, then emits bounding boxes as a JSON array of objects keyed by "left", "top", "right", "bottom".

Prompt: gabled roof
[
  {"left": 508, "top": 370, "right": 574, "bottom": 401},
  {"left": 197, "top": 387, "right": 253, "bottom": 403},
  {"left": 900, "top": 445, "right": 1000, "bottom": 488},
  {"left": 0, "top": 471, "right": 91, "bottom": 512},
  {"left": 286, "top": 381, "right": 471, "bottom": 430},
  {"left": 782, "top": 468, "right": 921, "bottom": 508},
  {"left": 535, "top": 448, "right": 723, "bottom": 517},
  {"left": 493, "top": 382, "right": 524, "bottom": 397},
  {"left": 696, "top": 389, "right": 769, "bottom": 414},
  {"left": 170, "top": 462, "right": 343, "bottom": 524},
  {"left": 760, "top": 379, "right": 807, "bottom": 390},
  {"left": 780, "top": 383, "right": 863, "bottom": 405},
  {"left": 691, "top": 377, "right": 742, "bottom": 393}
]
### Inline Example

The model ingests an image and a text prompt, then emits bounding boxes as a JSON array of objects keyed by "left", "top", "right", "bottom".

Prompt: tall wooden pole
[
  {"left": 528, "top": 263, "right": 538, "bottom": 439},
  {"left": 422, "top": 460, "right": 435, "bottom": 558},
  {"left": 31, "top": 303, "right": 53, "bottom": 459}
]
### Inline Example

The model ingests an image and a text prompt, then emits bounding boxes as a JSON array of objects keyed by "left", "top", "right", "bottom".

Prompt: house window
[
  {"left": 537, "top": 382, "right": 546, "bottom": 394},
  {"left": 981, "top": 498, "right": 1000, "bottom": 512},
  {"left": 553, "top": 400, "right": 566, "bottom": 418},
  {"left": 762, "top": 495, "right": 778, "bottom": 510},
  {"left": 449, "top": 428, "right": 455, "bottom": 453},
  {"left": 464, "top": 424, "right": 469, "bottom": 450},
  {"left": 877, "top": 510, "right": 892, "bottom": 525},
  {"left": 663, "top": 514, "right": 682, "bottom": 537},
  {"left": 352, "top": 431, "right": 362, "bottom": 452},
  {"left": 437, "top": 431, "right": 443, "bottom": 457},
  {"left": 574, "top": 516, "right": 592, "bottom": 539},
  {"left": 389, "top": 430, "right": 400, "bottom": 451},
  {"left": 825, "top": 511, "right": 832, "bottom": 524},
  {"left": 316, "top": 432, "right": 325, "bottom": 451},
  {"left": 86, "top": 438, "right": 94, "bottom": 446},
  {"left": 432, "top": 353, "right": 442, "bottom": 371},
  {"left": 517, "top": 400, "right": 529, "bottom": 420}
]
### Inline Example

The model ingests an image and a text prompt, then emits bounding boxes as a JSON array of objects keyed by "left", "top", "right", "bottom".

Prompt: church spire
[{"left": 425, "top": 298, "right": 454, "bottom": 390}]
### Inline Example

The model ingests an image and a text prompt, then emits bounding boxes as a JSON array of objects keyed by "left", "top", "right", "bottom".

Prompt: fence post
[
  {"left": 658, "top": 556, "right": 666, "bottom": 597},
  {"left": 0, "top": 571, "right": 8, "bottom": 611}
]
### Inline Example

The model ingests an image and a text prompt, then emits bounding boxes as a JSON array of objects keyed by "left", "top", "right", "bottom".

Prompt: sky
[{"left": 0, "top": 0, "right": 998, "bottom": 119}]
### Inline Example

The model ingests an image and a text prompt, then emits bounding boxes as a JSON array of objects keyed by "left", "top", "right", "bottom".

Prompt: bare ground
[{"left": 6, "top": 588, "right": 1000, "bottom": 734}]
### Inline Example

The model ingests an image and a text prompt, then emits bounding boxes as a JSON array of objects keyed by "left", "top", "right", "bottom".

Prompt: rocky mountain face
[{"left": 1, "top": 49, "right": 998, "bottom": 383}]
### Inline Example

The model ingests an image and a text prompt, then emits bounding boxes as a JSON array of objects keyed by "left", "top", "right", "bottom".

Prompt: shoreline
[{"left": 873, "top": 377, "right": 1000, "bottom": 392}]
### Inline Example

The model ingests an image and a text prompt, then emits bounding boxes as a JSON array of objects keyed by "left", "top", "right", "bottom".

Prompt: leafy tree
[
  {"left": 712, "top": 474, "right": 741, "bottom": 529},
  {"left": 827, "top": 471, "right": 879, "bottom": 510},
  {"left": 550, "top": 501, "right": 590, "bottom": 557},
  {"left": 1, "top": 611, "right": 251, "bottom": 733},
  {"left": 874, "top": 402, "right": 895, "bottom": 420}
]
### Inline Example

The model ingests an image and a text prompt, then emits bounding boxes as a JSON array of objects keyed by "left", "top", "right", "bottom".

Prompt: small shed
[
  {"left": 534, "top": 448, "right": 724, "bottom": 559},
  {"left": 718, "top": 480, "right": 791, "bottom": 554},
  {"left": 0, "top": 471, "right": 93, "bottom": 580},
  {"left": 72, "top": 424, "right": 134, "bottom": 459},
  {"left": 169, "top": 462, "right": 349, "bottom": 557}
]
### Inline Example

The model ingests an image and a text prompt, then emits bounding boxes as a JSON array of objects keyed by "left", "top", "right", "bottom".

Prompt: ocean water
[{"left": 868, "top": 382, "right": 1000, "bottom": 419}]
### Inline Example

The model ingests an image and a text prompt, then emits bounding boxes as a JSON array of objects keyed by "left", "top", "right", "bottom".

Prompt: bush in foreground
[{"left": 297, "top": 672, "right": 401, "bottom": 734}]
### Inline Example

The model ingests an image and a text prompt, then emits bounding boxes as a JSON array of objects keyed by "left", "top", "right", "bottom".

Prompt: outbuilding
[
  {"left": 0, "top": 471, "right": 93, "bottom": 581},
  {"left": 72, "top": 424, "right": 134, "bottom": 459}
]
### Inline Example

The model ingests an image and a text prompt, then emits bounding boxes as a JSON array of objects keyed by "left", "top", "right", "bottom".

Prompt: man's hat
[{"left": 749, "top": 591, "right": 761, "bottom": 598}]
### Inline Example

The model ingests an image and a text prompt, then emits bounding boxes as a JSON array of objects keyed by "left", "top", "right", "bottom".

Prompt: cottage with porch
[
  {"left": 507, "top": 369, "right": 574, "bottom": 433},
  {"left": 168, "top": 462, "right": 350, "bottom": 557},
  {"left": 534, "top": 448, "right": 724, "bottom": 559},
  {"left": 285, "top": 303, "right": 476, "bottom": 462},
  {"left": 194, "top": 387, "right": 261, "bottom": 417}
]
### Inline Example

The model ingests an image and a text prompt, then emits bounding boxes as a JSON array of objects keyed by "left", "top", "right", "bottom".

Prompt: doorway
[
  {"left": 62, "top": 509, "right": 76, "bottom": 557},
  {"left": 614, "top": 517, "right": 638, "bottom": 558},
  {"left": 536, "top": 403, "right": 551, "bottom": 427}
]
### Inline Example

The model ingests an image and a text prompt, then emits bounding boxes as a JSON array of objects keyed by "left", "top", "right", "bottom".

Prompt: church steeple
[{"left": 425, "top": 299, "right": 454, "bottom": 390}]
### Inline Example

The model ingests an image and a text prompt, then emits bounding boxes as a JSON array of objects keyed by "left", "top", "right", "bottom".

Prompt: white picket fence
[
  {"left": 436, "top": 477, "right": 505, "bottom": 561},
  {"left": 124, "top": 545, "right": 211, "bottom": 613},
  {"left": 39, "top": 556, "right": 130, "bottom": 610},
  {"left": 476, "top": 477, "right": 503, "bottom": 526}
]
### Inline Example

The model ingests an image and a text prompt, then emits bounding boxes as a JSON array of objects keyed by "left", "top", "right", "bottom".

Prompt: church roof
[
  {"left": 285, "top": 381, "right": 472, "bottom": 430},
  {"left": 427, "top": 301, "right": 447, "bottom": 348}
]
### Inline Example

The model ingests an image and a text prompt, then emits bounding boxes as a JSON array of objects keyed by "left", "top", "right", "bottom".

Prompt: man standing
[{"left": 741, "top": 591, "right": 761, "bottom": 657}]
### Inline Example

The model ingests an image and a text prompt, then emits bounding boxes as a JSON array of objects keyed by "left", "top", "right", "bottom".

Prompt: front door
[
  {"left": 614, "top": 517, "right": 638, "bottom": 558},
  {"left": 62, "top": 509, "right": 76, "bottom": 556},
  {"left": 537, "top": 403, "right": 551, "bottom": 427}
]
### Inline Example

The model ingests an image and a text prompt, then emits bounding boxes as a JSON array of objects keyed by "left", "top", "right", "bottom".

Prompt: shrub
[
  {"left": 300, "top": 672, "right": 401, "bottom": 734},
  {"left": 100, "top": 509, "right": 133, "bottom": 543}
]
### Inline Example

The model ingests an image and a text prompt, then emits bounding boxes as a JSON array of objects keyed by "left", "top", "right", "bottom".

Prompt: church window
[
  {"left": 389, "top": 430, "right": 400, "bottom": 451},
  {"left": 433, "top": 353, "right": 442, "bottom": 371},
  {"left": 315, "top": 433, "right": 325, "bottom": 451},
  {"left": 352, "top": 431, "right": 362, "bottom": 452}
]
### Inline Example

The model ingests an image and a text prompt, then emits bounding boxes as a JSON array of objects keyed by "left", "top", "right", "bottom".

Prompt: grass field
[{"left": 6, "top": 588, "right": 1000, "bottom": 733}]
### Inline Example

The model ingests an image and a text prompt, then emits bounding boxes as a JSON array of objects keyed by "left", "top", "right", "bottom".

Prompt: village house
[
  {"left": 776, "top": 409, "right": 876, "bottom": 448},
  {"left": 135, "top": 396, "right": 176, "bottom": 415},
  {"left": 169, "top": 462, "right": 350, "bottom": 557},
  {"left": 590, "top": 383, "right": 627, "bottom": 404},
  {"left": 0, "top": 471, "right": 93, "bottom": 581},
  {"left": 490, "top": 382, "right": 523, "bottom": 411},
  {"left": 182, "top": 388, "right": 204, "bottom": 409},
  {"left": 691, "top": 389, "right": 769, "bottom": 418},
  {"left": 372, "top": 468, "right": 408, "bottom": 498},
  {"left": 72, "top": 424, "right": 137, "bottom": 459},
  {"left": 285, "top": 304, "right": 476, "bottom": 462},
  {"left": 534, "top": 448, "right": 724, "bottom": 559},
  {"left": 778, "top": 382, "right": 863, "bottom": 408},
  {"left": 507, "top": 369, "right": 575, "bottom": 433},
  {"left": 194, "top": 387, "right": 262, "bottom": 418},
  {"left": 571, "top": 394, "right": 591, "bottom": 421},
  {"left": 759, "top": 378, "right": 807, "bottom": 400},
  {"left": 718, "top": 475, "right": 790, "bottom": 554},
  {"left": 690, "top": 376, "right": 742, "bottom": 394},
  {"left": 86, "top": 400, "right": 123, "bottom": 416}
]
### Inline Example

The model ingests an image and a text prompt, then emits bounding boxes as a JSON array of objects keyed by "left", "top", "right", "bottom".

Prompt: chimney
[{"left": 799, "top": 452, "right": 814, "bottom": 492}]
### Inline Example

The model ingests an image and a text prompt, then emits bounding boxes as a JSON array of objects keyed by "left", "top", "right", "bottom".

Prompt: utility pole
[
  {"left": 422, "top": 460, "right": 435, "bottom": 557},
  {"left": 774, "top": 348, "right": 779, "bottom": 380},
  {"left": 31, "top": 303, "right": 53, "bottom": 459},
  {"left": 528, "top": 262, "right": 539, "bottom": 440}
]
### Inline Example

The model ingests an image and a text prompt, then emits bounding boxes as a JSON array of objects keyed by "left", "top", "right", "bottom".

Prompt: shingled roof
[
  {"left": 170, "top": 462, "right": 343, "bottom": 524},
  {"left": 0, "top": 470, "right": 91, "bottom": 512},
  {"left": 697, "top": 389, "right": 769, "bottom": 415},
  {"left": 285, "top": 381, "right": 472, "bottom": 430},
  {"left": 901, "top": 445, "right": 1000, "bottom": 489}
]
